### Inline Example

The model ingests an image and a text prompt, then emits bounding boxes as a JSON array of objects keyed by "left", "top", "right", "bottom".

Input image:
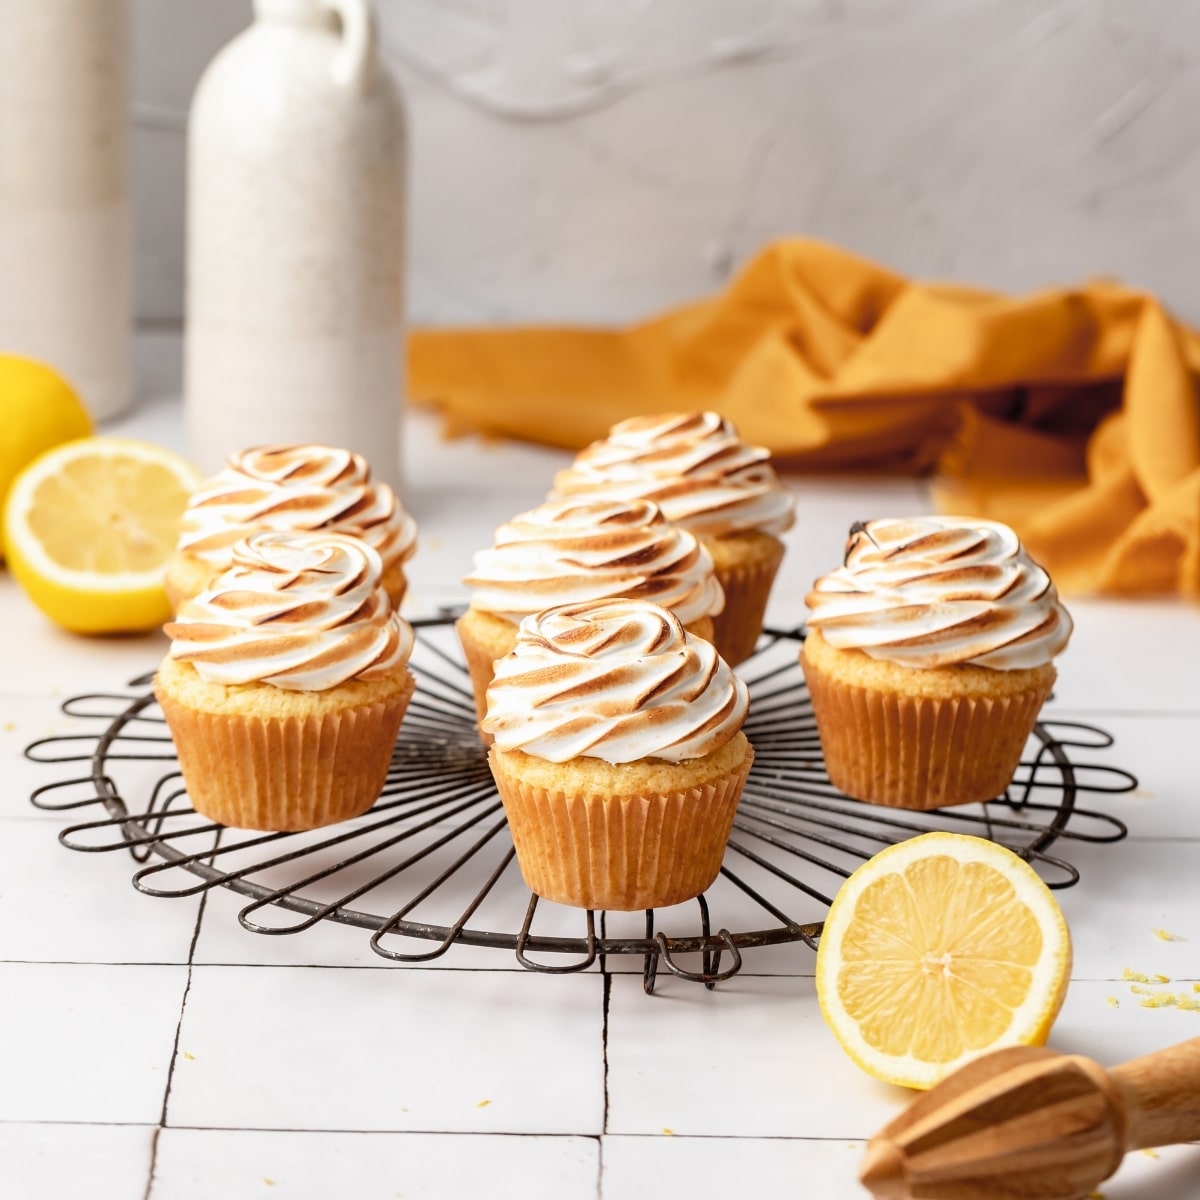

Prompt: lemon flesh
[
  {"left": 4, "top": 437, "right": 201, "bottom": 634},
  {"left": 815, "top": 832, "right": 1072, "bottom": 1090}
]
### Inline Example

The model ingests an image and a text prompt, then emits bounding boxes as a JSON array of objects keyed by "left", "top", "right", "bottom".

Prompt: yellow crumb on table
[
  {"left": 1105, "top": 996, "right": 1120, "bottom": 1009},
  {"left": 1153, "top": 929, "right": 1187, "bottom": 942},
  {"left": 182, "top": 1051, "right": 195, "bottom": 1061},
  {"left": 1178, "top": 997, "right": 1200, "bottom": 1012},
  {"left": 1140, "top": 1148, "right": 1161, "bottom": 1160},
  {"left": 262, "top": 1181, "right": 275, "bottom": 1188},
  {"left": 1123, "top": 968, "right": 1150, "bottom": 982},
  {"left": 661, "top": 1128, "right": 675, "bottom": 1136},
  {"left": 1151, "top": 973, "right": 1171, "bottom": 983},
  {"left": 1140, "top": 994, "right": 1179, "bottom": 1009},
  {"left": 476, "top": 1099, "right": 491, "bottom": 1109}
]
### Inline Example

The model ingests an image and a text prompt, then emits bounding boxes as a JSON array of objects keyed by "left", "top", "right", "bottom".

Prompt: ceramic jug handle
[{"left": 325, "top": 0, "right": 375, "bottom": 91}]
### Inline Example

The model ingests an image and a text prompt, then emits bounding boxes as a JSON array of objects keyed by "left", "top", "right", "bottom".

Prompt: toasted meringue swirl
[
  {"left": 805, "top": 517, "right": 1073, "bottom": 670},
  {"left": 463, "top": 498, "right": 724, "bottom": 625},
  {"left": 550, "top": 411, "right": 795, "bottom": 538},
  {"left": 175, "top": 444, "right": 417, "bottom": 572},
  {"left": 482, "top": 598, "right": 748, "bottom": 763},
  {"left": 165, "top": 531, "right": 414, "bottom": 690}
]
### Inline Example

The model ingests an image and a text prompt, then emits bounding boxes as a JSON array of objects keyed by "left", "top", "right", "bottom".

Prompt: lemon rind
[{"left": 815, "top": 831, "right": 1072, "bottom": 1090}]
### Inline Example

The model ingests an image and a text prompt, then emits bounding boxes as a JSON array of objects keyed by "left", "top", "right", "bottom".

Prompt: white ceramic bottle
[
  {"left": 185, "top": 0, "right": 406, "bottom": 490},
  {"left": 0, "top": 0, "right": 133, "bottom": 421}
]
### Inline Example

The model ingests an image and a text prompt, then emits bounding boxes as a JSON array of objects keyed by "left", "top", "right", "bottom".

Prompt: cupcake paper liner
[
  {"left": 708, "top": 537, "right": 786, "bottom": 667},
  {"left": 803, "top": 661, "right": 1053, "bottom": 810},
  {"left": 156, "top": 676, "right": 415, "bottom": 831},
  {"left": 488, "top": 742, "right": 754, "bottom": 911}
]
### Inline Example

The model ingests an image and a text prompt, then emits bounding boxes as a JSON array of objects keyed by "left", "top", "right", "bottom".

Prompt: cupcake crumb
[
  {"left": 1105, "top": 996, "right": 1119, "bottom": 1009},
  {"left": 1153, "top": 929, "right": 1186, "bottom": 942}
]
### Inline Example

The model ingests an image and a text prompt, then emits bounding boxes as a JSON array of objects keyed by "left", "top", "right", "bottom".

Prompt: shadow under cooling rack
[{"left": 26, "top": 619, "right": 1136, "bottom": 992}]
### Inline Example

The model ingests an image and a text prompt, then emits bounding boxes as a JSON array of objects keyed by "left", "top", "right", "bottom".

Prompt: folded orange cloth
[{"left": 409, "top": 238, "right": 1200, "bottom": 599}]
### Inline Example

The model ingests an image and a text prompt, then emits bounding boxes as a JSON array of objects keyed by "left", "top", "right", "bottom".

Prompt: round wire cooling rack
[{"left": 26, "top": 616, "right": 1137, "bottom": 993}]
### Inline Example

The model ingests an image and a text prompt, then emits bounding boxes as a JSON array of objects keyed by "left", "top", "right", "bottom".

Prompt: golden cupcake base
[
  {"left": 154, "top": 657, "right": 415, "bottom": 831},
  {"left": 488, "top": 733, "right": 754, "bottom": 911},
  {"left": 800, "top": 630, "right": 1055, "bottom": 810},
  {"left": 703, "top": 531, "right": 786, "bottom": 667}
]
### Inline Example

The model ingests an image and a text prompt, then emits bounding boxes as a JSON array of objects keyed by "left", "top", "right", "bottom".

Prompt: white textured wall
[{"left": 133, "top": 0, "right": 1200, "bottom": 327}]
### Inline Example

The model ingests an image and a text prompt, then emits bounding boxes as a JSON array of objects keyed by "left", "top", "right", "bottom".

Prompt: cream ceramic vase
[
  {"left": 185, "top": 0, "right": 406, "bottom": 490},
  {"left": 0, "top": 0, "right": 133, "bottom": 421}
]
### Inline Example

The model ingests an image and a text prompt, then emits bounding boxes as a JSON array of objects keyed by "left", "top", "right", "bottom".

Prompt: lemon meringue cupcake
[
  {"left": 551, "top": 412, "right": 794, "bottom": 666},
  {"left": 164, "top": 444, "right": 417, "bottom": 612},
  {"left": 154, "top": 530, "right": 416, "bottom": 831},
  {"left": 456, "top": 497, "right": 725, "bottom": 729},
  {"left": 484, "top": 598, "right": 753, "bottom": 911},
  {"left": 802, "top": 517, "right": 1073, "bottom": 810}
]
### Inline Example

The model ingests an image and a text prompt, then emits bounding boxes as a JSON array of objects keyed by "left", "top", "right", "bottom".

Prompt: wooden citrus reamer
[{"left": 860, "top": 1036, "right": 1200, "bottom": 1199}]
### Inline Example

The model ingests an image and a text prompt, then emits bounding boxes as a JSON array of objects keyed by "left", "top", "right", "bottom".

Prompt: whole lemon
[{"left": 0, "top": 355, "right": 93, "bottom": 560}]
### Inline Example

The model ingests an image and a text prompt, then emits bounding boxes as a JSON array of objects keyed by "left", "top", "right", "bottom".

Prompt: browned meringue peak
[
  {"left": 550, "top": 411, "right": 795, "bottom": 538},
  {"left": 463, "top": 497, "right": 724, "bottom": 624},
  {"left": 175, "top": 443, "right": 417, "bottom": 570},
  {"left": 806, "top": 516, "right": 1073, "bottom": 670},
  {"left": 166, "top": 530, "right": 413, "bottom": 690},
  {"left": 482, "top": 598, "right": 748, "bottom": 764}
]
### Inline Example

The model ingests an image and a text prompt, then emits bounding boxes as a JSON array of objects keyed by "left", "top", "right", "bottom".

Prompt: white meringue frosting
[
  {"left": 463, "top": 497, "right": 724, "bottom": 625},
  {"left": 175, "top": 444, "right": 417, "bottom": 573},
  {"left": 550, "top": 411, "right": 795, "bottom": 538},
  {"left": 805, "top": 516, "right": 1073, "bottom": 670},
  {"left": 165, "top": 530, "right": 414, "bottom": 690},
  {"left": 482, "top": 598, "right": 748, "bottom": 764}
]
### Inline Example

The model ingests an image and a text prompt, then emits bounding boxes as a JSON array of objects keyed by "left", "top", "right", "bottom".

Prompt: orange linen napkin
[{"left": 409, "top": 238, "right": 1200, "bottom": 599}]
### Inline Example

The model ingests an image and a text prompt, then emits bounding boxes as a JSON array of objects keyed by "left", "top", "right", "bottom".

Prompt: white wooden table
[{"left": 2, "top": 333, "right": 1198, "bottom": 1199}]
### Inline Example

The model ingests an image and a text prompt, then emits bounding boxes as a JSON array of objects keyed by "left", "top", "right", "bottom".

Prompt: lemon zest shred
[{"left": 1139, "top": 994, "right": 1179, "bottom": 1009}]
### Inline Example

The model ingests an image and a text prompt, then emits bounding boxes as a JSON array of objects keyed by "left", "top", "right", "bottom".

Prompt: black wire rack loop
[{"left": 26, "top": 617, "right": 1136, "bottom": 993}]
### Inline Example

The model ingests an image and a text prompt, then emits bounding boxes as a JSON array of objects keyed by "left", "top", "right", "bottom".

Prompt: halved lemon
[
  {"left": 815, "top": 832, "right": 1072, "bottom": 1090},
  {"left": 4, "top": 436, "right": 201, "bottom": 634}
]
